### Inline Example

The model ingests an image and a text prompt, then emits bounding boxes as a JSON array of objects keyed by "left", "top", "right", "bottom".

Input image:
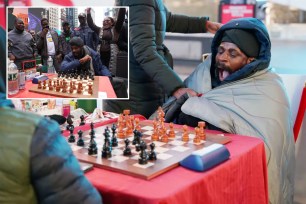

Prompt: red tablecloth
[
  {"left": 8, "top": 76, "right": 117, "bottom": 98},
  {"left": 82, "top": 124, "right": 268, "bottom": 204}
]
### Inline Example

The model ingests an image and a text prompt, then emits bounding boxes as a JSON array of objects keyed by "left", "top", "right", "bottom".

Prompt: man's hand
[
  {"left": 56, "top": 54, "right": 62, "bottom": 63},
  {"left": 173, "top": 88, "right": 197, "bottom": 99},
  {"left": 206, "top": 21, "right": 222, "bottom": 34},
  {"left": 86, "top": 8, "right": 91, "bottom": 14},
  {"left": 79, "top": 55, "right": 91, "bottom": 64}
]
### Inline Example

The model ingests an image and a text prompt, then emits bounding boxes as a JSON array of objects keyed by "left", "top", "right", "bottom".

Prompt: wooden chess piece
[
  {"left": 198, "top": 121, "right": 206, "bottom": 140},
  {"left": 88, "top": 84, "right": 93, "bottom": 95},
  {"left": 161, "top": 132, "right": 168, "bottom": 143},
  {"left": 117, "top": 122, "right": 125, "bottom": 139},
  {"left": 193, "top": 127, "right": 201, "bottom": 144},
  {"left": 38, "top": 81, "right": 42, "bottom": 89},
  {"left": 182, "top": 125, "right": 189, "bottom": 142},
  {"left": 134, "top": 117, "right": 141, "bottom": 131},
  {"left": 168, "top": 122, "right": 176, "bottom": 138},
  {"left": 56, "top": 85, "right": 61, "bottom": 92}
]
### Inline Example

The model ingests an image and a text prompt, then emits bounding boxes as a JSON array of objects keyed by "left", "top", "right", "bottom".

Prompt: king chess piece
[
  {"left": 79, "top": 115, "right": 85, "bottom": 126},
  {"left": 138, "top": 141, "right": 148, "bottom": 165},
  {"left": 67, "top": 125, "right": 75, "bottom": 143},
  {"left": 77, "top": 130, "right": 84, "bottom": 146},
  {"left": 148, "top": 143, "right": 157, "bottom": 160},
  {"left": 111, "top": 124, "right": 118, "bottom": 147},
  {"left": 123, "top": 139, "right": 132, "bottom": 156},
  {"left": 88, "top": 123, "right": 97, "bottom": 155}
]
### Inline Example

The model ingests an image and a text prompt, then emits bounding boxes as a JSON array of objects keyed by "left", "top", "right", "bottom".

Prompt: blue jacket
[
  {"left": 73, "top": 25, "right": 99, "bottom": 50},
  {"left": 60, "top": 46, "right": 111, "bottom": 77}
]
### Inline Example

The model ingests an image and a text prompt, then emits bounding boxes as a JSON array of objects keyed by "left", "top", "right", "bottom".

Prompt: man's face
[
  {"left": 29, "top": 30, "right": 35, "bottom": 37},
  {"left": 15, "top": 19, "right": 25, "bottom": 31},
  {"left": 41, "top": 20, "right": 49, "bottom": 29},
  {"left": 71, "top": 45, "right": 83, "bottom": 58},
  {"left": 215, "top": 42, "right": 253, "bottom": 81},
  {"left": 78, "top": 17, "right": 86, "bottom": 25},
  {"left": 63, "top": 24, "right": 70, "bottom": 33}
]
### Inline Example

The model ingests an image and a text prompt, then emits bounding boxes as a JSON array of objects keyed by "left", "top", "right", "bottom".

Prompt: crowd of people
[{"left": 8, "top": 7, "right": 128, "bottom": 79}]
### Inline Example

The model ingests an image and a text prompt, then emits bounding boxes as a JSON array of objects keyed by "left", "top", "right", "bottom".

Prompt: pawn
[
  {"left": 148, "top": 143, "right": 157, "bottom": 160},
  {"left": 198, "top": 121, "right": 206, "bottom": 140},
  {"left": 88, "top": 84, "right": 93, "bottom": 95},
  {"left": 168, "top": 122, "right": 175, "bottom": 138},
  {"left": 77, "top": 130, "right": 84, "bottom": 146},
  {"left": 193, "top": 127, "right": 201, "bottom": 144},
  {"left": 68, "top": 126, "right": 75, "bottom": 143},
  {"left": 138, "top": 141, "right": 148, "bottom": 165},
  {"left": 79, "top": 115, "right": 85, "bottom": 126},
  {"left": 123, "top": 139, "right": 132, "bottom": 156},
  {"left": 38, "top": 81, "right": 42, "bottom": 89},
  {"left": 182, "top": 125, "right": 189, "bottom": 142}
]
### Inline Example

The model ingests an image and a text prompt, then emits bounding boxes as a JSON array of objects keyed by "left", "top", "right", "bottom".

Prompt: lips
[{"left": 218, "top": 69, "right": 230, "bottom": 81}]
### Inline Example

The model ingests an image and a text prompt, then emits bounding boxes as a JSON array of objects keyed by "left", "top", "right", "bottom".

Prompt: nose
[{"left": 217, "top": 51, "right": 228, "bottom": 62}]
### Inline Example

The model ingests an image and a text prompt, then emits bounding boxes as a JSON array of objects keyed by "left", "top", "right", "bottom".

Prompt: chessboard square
[
  {"left": 189, "top": 134, "right": 195, "bottom": 139},
  {"left": 168, "top": 140, "right": 185, "bottom": 146},
  {"left": 155, "top": 146, "right": 169, "bottom": 154},
  {"left": 141, "top": 126, "right": 154, "bottom": 131},
  {"left": 133, "top": 162, "right": 154, "bottom": 169},
  {"left": 109, "top": 155, "right": 129, "bottom": 162},
  {"left": 112, "top": 148, "right": 123, "bottom": 155},
  {"left": 171, "top": 146, "right": 190, "bottom": 152},
  {"left": 84, "top": 134, "right": 91, "bottom": 138},
  {"left": 157, "top": 153, "right": 173, "bottom": 160},
  {"left": 131, "top": 155, "right": 139, "bottom": 160},
  {"left": 188, "top": 140, "right": 205, "bottom": 145},
  {"left": 142, "top": 130, "right": 153, "bottom": 135},
  {"left": 86, "top": 153, "right": 98, "bottom": 157},
  {"left": 151, "top": 141, "right": 166, "bottom": 147},
  {"left": 117, "top": 143, "right": 125, "bottom": 148},
  {"left": 70, "top": 145, "right": 83, "bottom": 151}
]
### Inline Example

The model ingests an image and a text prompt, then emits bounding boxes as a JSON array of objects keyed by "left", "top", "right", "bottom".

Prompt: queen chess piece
[{"left": 77, "top": 130, "right": 84, "bottom": 146}]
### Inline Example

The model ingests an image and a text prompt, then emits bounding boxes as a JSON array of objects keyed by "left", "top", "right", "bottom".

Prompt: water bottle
[
  {"left": 19, "top": 70, "right": 25, "bottom": 90},
  {"left": 8, "top": 60, "right": 19, "bottom": 95},
  {"left": 47, "top": 56, "right": 55, "bottom": 73}
]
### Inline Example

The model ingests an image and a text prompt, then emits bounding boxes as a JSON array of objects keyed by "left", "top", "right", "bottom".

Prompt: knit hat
[
  {"left": 69, "top": 37, "right": 84, "bottom": 47},
  {"left": 221, "top": 29, "right": 259, "bottom": 57},
  {"left": 78, "top": 12, "right": 86, "bottom": 18}
]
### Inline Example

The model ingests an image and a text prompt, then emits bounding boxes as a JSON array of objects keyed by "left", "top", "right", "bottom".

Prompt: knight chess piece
[
  {"left": 66, "top": 114, "right": 74, "bottom": 131},
  {"left": 79, "top": 115, "right": 85, "bottom": 126},
  {"left": 148, "top": 143, "right": 157, "bottom": 160},
  {"left": 77, "top": 130, "right": 84, "bottom": 146},
  {"left": 138, "top": 141, "right": 148, "bottom": 165},
  {"left": 123, "top": 138, "right": 132, "bottom": 156}
]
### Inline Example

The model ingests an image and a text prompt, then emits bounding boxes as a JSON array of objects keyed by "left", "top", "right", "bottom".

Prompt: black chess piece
[
  {"left": 89, "top": 122, "right": 95, "bottom": 137},
  {"left": 103, "top": 129, "right": 112, "bottom": 148},
  {"left": 57, "top": 71, "right": 62, "bottom": 78},
  {"left": 123, "top": 139, "right": 132, "bottom": 156},
  {"left": 138, "top": 141, "right": 148, "bottom": 165},
  {"left": 88, "top": 132, "right": 97, "bottom": 155},
  {"left": 77, "top": 130, "right": 84, "bottom": 146},
  {"left": 102, "top": 132, "right": 112, "bottom": 158},
  {"left": 111, "top": 124, "right": 118, "bottom": 147},
  {"left": 68, "top": 126, "right": 75, "bottom": 143},
  {"left": 148, "top": 143, "right": 157, "bottom": 160},
  {"left": 74, "top": 72, "right": 78, "bottom": 79},
  {"left": 66, "top": 114, "right": 74, "bottom": 131},
  {"left": 79, "top": 115, "right": 85, "bottom": 126},
  {"left": 132, "top": 129, "right": 142, "bottom": 145}
]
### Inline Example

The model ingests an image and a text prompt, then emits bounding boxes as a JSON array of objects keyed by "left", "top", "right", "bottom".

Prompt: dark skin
[
  {"left": 78, "top": 17, "right": 86, "bottom": 27},
  {"left": 71, "top": 45, "right": 91, "bottom": 64},
  {"left": 63, "top": 24, "right": 70, "bottom": 34},
  {"left": 9, "top": 19, "right": 25, "bottom": 61},
  {"left": 216, "top": 42, "right": 255, "bottom": 81}
]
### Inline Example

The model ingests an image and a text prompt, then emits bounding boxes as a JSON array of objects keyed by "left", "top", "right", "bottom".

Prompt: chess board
[
  {"left": 29, "top": 75, "right": 99, "bottom": 98},
  {"left": 69, "top": 120, "right": 231, "bottom": 180}
]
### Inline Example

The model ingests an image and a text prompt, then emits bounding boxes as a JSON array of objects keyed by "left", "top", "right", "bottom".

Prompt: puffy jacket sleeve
[
  {"left": 127, "top": 0, "right": 184, "bottom": 95},
  {"left": 165, "top": 6, "right": 208, "bottom": 33},
  {"left": 60, "top": 54, "right": 80, "bottom": 72},
  {"left": 30, "top": 118, "right": 102, "bottom": 204},
  {"left": 92, "top": 51, "right": 112, "bottom": 77}
]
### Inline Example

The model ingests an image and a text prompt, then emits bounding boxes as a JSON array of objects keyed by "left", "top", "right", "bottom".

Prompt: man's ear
[{"left": 247, "top": 57, "right": 256, "bottom": 64}]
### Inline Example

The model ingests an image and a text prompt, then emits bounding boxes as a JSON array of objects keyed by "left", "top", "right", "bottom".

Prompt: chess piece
[
  {"left": 67, "top": 126, "right": 75, "bottom": 143},
  {"left": 117, "top": 121, "right": 125, "bottom": 139},
  {"left": 38, "top": 81, "right": 42, "bottom": 89},
  {"left": 88, "top": 84, "right": 93, "bottom": 95},
  {"left": 66, "top": 115, "right": 74, "bottom": 131},
  {"left": 132, "top": 129, "right": 142, "bottom": 145},
  {"left": 134, "top": 117, "right": 141, "bottom": 131},
  {"left": 182, "top": 125, "right": 189, "bottom": 142},
  {"left": 198, "top": 121, "right": 206, "bottom": 140},
  {"left": 148, "top": 143, "right": 157, "bottom": 160},
  {"left": 138, "top": 141, "right": 148, "bottom": 165},
  {"left": 123, "top": 139, "right": 132, "bottom": 156},
  {"left": 193, "top": 127, "right": 201, "bottom": 143},
  {"left": 79, "top": 115, "right": 85, "bottom": 126},
  {"left": 102, "top": 130, "right": 112, "bottom": 158},
  {"left": 111, "top": 124, "right": 118, "bottom": 147},
  {"left": 161, "top": 131, "right": 168, "bottom": 143},
  {"left": 88, "top": 123, "right": 97, "bottom": 155},
  {"left": 168, "top": 122, "right": 175, "bottom": 138},
  {"left": 151, "top": 128, "right": 159, "bottom": 141},
  {"left": 77, "top": 130, "right": 84, "bottom": 146}
]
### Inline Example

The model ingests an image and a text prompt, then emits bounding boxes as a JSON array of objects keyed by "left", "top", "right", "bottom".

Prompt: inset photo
[{"left": 7, "top": 6, "right": 129, "bottom": 99}]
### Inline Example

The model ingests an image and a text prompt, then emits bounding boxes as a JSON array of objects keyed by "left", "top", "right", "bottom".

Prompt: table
[
  {"left": 8, "top": 75, "right": 117, "bottom": 98},
  {"left": 73, "top": 119, "right": 268, "bottom": 204}
]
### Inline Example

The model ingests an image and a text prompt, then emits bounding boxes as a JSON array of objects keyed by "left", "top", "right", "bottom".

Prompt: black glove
[{"left": 164, "top": 93, "right": 189, "bottom": 123}]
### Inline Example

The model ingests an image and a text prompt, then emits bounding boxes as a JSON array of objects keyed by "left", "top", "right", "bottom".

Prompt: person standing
[
  {"left": 104, "top": 0, "right": 222, "bottom": 118},
  {"left": 36, "top": 18, "right": 62, "bottom": 72},
  {"left": 73, "top": 13, "right": 99, "bottom": 51},
  {"left": 58, "top": 21, "right": 74, "bottom": 63},
  {"left": 8, "top": 18, "right": 37, "bottom": 69}
]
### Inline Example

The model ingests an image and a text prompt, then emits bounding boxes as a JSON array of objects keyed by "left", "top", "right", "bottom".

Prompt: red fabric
[
  {"left": 8, "top": 76, "right": 117, "bottom": 98},
  {"left": 82, "top": 122, "right": 268, "bottom": 204},
  {"left": 294, "top": 86, "right": 306, "bottom": 141},
  {"left": 46, "top": 0, "right": 73, "bottom": 6}
]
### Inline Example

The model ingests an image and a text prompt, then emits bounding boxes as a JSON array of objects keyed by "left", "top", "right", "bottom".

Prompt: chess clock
[
  {"left": 22, "top": 59, "right": 37, "bottom": 75},
  {"left": 180, "top": 144, "right": 230, "bottom": 172}
]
